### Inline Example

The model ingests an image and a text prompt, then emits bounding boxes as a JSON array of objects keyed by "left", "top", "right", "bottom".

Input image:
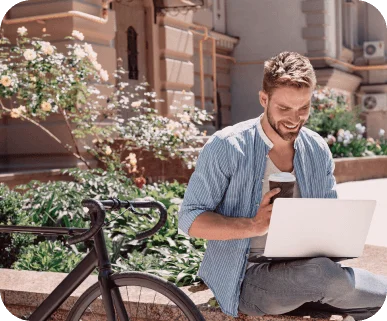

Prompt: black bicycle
[{"left": 0, "top": 196, "right": 205, "bottom": 321}]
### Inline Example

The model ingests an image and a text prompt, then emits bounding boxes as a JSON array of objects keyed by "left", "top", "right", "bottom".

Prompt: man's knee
[{"left": 306, "top": 257, "right": 355, "bottom": 296}]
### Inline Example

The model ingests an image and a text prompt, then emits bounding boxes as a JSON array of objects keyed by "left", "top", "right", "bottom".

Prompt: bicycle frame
[{"left": 0, "top": 215, "right": 129, "bottom": 321}]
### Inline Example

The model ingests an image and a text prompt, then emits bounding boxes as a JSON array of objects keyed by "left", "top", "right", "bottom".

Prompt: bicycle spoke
[
  {"left": 148, "top": 291, "right": 157, "bottom": 320},
  {"left": 135, "top": 286, "right": 142, "bottom": 320},
  {"left": 125, "top": 286, "right": 131, "bottom": 318},
  {"left": 68, "top": 275, "right": 202, "bottom": 321}
]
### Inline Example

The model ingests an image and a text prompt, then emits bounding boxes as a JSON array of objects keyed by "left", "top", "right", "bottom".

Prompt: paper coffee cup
[{"left": 269, "top": 172, "right": 296, "bottom": 204}]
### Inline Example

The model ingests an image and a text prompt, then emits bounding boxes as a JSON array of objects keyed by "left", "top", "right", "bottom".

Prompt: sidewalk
[{"left": 336, "top": 178, "right": 387, "bottom": 247}]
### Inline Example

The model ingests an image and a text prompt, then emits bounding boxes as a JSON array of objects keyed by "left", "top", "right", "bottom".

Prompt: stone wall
[
  {"left": 334, "top": 155, "right": 387, "bottom": 184},
  {"left": 2, "top": 155, "right": 387, "bottom": 189}
]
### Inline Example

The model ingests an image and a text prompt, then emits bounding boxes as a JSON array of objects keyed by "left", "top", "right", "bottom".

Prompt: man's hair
[{"left": 262, "top": 51, "right": 316, "bottom": 97}]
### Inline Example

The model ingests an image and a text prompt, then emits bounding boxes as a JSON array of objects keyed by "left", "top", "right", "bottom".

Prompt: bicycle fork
[
  {"left": 98, "top": 269, "right": 129, "bottom": 321},
  {"left": 94, "top": 214, "right": 129, "bottom": 321}
]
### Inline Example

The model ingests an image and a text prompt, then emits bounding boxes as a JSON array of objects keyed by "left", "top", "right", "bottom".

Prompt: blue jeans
[{"left": 239, "top": 257, "right": 387, "bottom": 319}]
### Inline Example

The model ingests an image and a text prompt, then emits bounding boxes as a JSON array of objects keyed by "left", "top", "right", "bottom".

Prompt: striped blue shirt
[{"left": 178, "top": 114, "right": 337, "bottom": 317}]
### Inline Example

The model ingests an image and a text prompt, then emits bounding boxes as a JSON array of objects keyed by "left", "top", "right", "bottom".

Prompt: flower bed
[{"left": 307, "top": 87, "right": 387, "bottom": 158}]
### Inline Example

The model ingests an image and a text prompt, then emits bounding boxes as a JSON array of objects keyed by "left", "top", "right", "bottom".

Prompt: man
[{"left": 178, "top": 52, "right": 387, "bottom": 320}]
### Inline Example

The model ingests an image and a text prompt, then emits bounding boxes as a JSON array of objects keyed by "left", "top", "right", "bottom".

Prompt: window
[{"left": 127, "top": 27, "right": 139, "bottom": 80}]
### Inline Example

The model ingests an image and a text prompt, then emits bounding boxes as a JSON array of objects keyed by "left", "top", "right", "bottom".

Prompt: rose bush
[
  {"left": 0, "top": 27, "right": 212, "bottom": 178},
  {"left": 307, "top": 87, "right": 361, "bottom": 137},
  {"left": 306, "top": 87, "right": 387, "bottom": 158}
]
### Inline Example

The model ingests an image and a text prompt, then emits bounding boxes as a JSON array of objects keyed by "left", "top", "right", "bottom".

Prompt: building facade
[{"left": 0, "top": 0, "right": 386, "bottom": 172}]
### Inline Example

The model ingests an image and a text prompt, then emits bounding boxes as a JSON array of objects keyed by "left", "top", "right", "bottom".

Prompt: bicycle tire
[{"left": 66, "top": 272, "right": 206, "bottom": 321}]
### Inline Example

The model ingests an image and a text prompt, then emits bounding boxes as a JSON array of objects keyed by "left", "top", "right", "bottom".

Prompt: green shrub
[
  {"left": 0, "top": 183, "right": 33, "bottom": 268},
  {"left": 2, "top": 169, "right": 206, "bottom": 287},
  {"left": 13, "top": 240, "right": 84, "bottom": 273},
  {"left": 306, "top": 87, "right": 361, "bottom": 137}
]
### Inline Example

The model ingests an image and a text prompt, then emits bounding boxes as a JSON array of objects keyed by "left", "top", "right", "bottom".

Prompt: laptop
[{"left": 247, "top": 198, "right": 376, "bottom": 263}]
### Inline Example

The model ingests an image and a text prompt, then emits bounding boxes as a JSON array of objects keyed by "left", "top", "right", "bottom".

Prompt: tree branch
[
  {"left": 60, "top": 107, "right": 91, "bottom": 169},
  {"left": 0, "top": 99, "right": 91, "bottom": 169}
]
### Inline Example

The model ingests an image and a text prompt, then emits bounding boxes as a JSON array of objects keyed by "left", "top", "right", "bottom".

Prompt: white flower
[
  {"left": 30, "top": 76, "right": 37, "bottom": 82},
  {"left": 10, "top": 108, "right": 21, "bottom": 118},
  {"left": 127, "top": 153, "right": 136, "bottom": 160},
  {"left": 174, "top": 130, "right": 183, "bottom": 138},
  {"left": 120, "top": 96, "right": 129, "bottom": 104},
  {"left": 166, "top": 122, "right": 177, "bottom": 131},
  {"left": 379, "top": 129, "right": 386, "bottom": 137},
  {"left": 99, "top": 69, "right": 109, "bottom": 81},
  {"left": 131, "top": 100, "right": 141, "bottom": 108},
  {"left": 72, "top": 30, "right": 84, "bottom": 41},
  {"left": 40, "top": 101, "right": 52, "bottom": 112},
  {"left": 92, "top": 60, "right": 102, "bottom": 71},
  {"left": 179, "top": 113, "right": 191, "bottom": 122},
  {"left": 88, "top": 87, "right": 101, "bottom": 95},
  {"left": 105, "top": 146, "right": 112, "bottom": 155},
  {"left": 17, "top": 26, "right": 28, "bottom": 36},
  {"left": 355, "top": 123, "right": 366, "bottom": 135},
  {"left": 0, "top": 64, "right": 8, "bottom": 72},
  {"left": 74, "top": 47, "right": 86, "bottom": 59},
  {"left": 0, "top": 75, "right": 12, "bottom": 87},
  {"left": 119, "top": 82, "right": 129, "bottom": 88},
  {"left": 83, "top": 43, "right": 97, "bottom": 61},
  {"left": 18, "top": 105, "right": 27, "bottom": 113},
  {"left": 40, "top": 41, "right": 54, "bottom": 55},
  {"left": 316, "top": 93, "right": 325, "bottom": 100},
  {"left": 199, "top": 113, "right": 207, "bottom": 121},
  {"left": 24, "top": 49, "right": 37, "bottom": 61}
]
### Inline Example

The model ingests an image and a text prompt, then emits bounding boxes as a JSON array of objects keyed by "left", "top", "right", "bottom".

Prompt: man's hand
[{"left": 251, "top": 188, "right": 281, "bottom": 236}]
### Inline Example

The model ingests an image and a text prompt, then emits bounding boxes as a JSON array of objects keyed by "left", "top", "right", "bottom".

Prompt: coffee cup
[{"left": 268, "top": 172, "right": 296, "bottom": 204}]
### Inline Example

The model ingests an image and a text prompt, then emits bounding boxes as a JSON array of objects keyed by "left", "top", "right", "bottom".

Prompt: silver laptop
[{"left": 248, "top": 198, "right": 376, "bottom": 263}]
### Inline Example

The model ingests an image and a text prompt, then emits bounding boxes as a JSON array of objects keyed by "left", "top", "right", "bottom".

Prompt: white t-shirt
[{"left": 246, "top": 156, "right": 301, "bottom": 270}]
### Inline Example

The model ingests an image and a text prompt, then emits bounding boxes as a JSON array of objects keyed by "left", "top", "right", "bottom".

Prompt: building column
[{"left": 158, "top": 13, "right": 195, "bottom": 117}]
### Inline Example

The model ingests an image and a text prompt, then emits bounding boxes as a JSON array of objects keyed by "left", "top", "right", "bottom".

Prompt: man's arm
[
  {"left": 187, "top": 211, "right": 257, "bottom": 240},
  {"left": 324, "top": 143, "right": 338, "bottom": 199},
  {"left": 179, "top": 135, "right": 242, "bottom": 240}
]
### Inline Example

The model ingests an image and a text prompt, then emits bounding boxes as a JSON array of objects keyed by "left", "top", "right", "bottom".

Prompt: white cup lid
[{"left": 269, "top": 172, "right": 296, "bottom": 182}]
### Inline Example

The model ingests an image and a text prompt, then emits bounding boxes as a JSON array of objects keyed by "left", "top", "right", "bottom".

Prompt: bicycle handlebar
[
  {"left": 67, "top": 197, "right": 167, "bottom": 245},
  {"left": 67, "top": 199, "right": 106, "bottom": 245}
]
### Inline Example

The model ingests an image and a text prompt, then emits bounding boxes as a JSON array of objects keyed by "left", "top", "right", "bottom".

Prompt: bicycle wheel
[{"left": 66, "top": 272, "right": 206, "bottom": 321}]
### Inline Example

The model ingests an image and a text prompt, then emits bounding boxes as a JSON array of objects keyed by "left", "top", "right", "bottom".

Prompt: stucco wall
[{"left": 226, "top": 0, "right": 307, "bottom": 124}]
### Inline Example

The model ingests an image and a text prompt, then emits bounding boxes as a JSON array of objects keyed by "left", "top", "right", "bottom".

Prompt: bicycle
[{"left": 0, "top": 196, "right": 206, "bottom": 321}]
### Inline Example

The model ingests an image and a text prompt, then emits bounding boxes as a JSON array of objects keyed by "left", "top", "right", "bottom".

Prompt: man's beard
[{"left": 267, "top": 106, "right": 304, "bottom": 142}]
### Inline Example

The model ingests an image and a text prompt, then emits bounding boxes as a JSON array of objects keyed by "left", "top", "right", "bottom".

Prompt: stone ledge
[
  {"left": 0, "top": 245, "right": 386, "bottom": 320},
  {"left": 333, "top": 156, "right": 387, "bottom": 184},
  {"left": 0, "top": 168, "right": 74, "bottom": 190},
  {"left": 1, "top": 155, "right": 387, "bottom": 188}
]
